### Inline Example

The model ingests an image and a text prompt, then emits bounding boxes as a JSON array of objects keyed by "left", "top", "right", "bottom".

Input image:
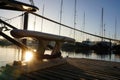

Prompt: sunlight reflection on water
[{"left": 0, "top": 46, "right": 120, "bottom": 67}]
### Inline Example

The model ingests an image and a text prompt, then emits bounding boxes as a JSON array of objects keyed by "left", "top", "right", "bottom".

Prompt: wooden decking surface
[{"left": 19, "top": 58, "right": 120, "bottom": 80}]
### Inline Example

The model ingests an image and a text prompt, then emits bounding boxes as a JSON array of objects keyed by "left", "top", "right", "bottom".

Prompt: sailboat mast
[
  {"left": 74, "top": 0, "right": 77, "bottom": 39},
  {"left": 101, "top": 8, "right": 104, "bottom": 41},
  {"left": 59, "top": 0, "right": 63, "bottom": 35},
  {"left": 83, "top": 12, "right": 85, "bottom": 31},
  {"left": 104, "top": 24, "right": 105, "bottom": 38},
  {"left": 82, "top": 12, "right": 85, "bottom": 41},
  {"left": 114, "top": 17, "right": 117, "bottom": 39},
  {"left": 41, "top": 0, "right": 45, "bottom": 32},
  {"left": 29, "top": 0, "right": 34, "bottom": 5}
]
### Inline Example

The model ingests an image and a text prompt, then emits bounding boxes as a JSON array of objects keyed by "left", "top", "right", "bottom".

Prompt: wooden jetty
[{"left": 17, "top": 58, "right": 120, "bottom": 80}]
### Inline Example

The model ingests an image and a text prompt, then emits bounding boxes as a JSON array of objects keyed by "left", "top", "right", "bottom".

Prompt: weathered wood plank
[
  {"left": 20, "top": 58, "right": 120, "bottom": 80},
  {"left": 67, "top": 58, "right": 120, "bottom": 80}
]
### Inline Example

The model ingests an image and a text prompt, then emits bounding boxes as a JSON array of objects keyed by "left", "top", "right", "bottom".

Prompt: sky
[{"left": 0, "top": 0, "right": 120, "bottom": 41}]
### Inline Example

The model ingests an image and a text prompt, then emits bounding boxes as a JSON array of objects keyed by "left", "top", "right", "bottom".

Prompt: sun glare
[{"left": 24, "top": 51, "right": 33, "bottom": 62}]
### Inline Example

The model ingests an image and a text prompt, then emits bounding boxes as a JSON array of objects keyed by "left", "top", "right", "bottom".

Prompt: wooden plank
[
  {"left": 19, "top": 58, "right": 120, "bottom": 80},
  {"left": 67, "top": 58, "right": 120, "bottom": 80}
]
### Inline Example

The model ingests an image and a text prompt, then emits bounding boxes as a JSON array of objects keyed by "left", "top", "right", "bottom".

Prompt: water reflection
[
  {"left": 1, "top": 46, "right": 120, "bottom": 67},
  {"left": 62, "top": 50, "right": 120, "bottom": 62},
  {"left": 0, "top": 46, "right": 21, "bottom": 67}
]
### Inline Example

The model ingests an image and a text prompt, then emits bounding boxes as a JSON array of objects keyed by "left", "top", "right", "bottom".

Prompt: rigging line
[
  {"left": 31, "top": 12, "right": 120, "bottom": 42},
  {"left": 4, "top": 13, "right": 24, "bottom": 22},
  {"left": 20, "top": 12, "right": 24, "bottom": 29},
  {"left": 0, "top": 19, "right": 18, "bottom": 29}
]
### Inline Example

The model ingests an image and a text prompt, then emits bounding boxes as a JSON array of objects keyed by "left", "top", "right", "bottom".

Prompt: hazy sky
[
  {"left": 0, "top": 0, "right": 120, "bottom": 41},
  {"left": 38, "top": 0, "right": 120, "bottom": 40}
]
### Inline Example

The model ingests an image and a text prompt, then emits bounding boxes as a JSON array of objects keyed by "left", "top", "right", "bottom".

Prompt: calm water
[
  {"left": 0, "top": 46, "right": 21, "bottom": 67},
  {"left": 62, "top": 51, "right": 120, "bottom": 62},
  {"left": 0, "top": 47, "right": 120, "bottom": 67}
]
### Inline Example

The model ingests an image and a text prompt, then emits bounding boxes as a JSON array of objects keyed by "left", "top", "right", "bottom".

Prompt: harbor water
[
  {"left": 62, "top": 51, "right": 120, "bottom": 62},
  {"left": 0, "top": 46, "right": 120, "bottom": 67},
  {"left": 0, "top": 46, "right": 21, "bottom": 67}
]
